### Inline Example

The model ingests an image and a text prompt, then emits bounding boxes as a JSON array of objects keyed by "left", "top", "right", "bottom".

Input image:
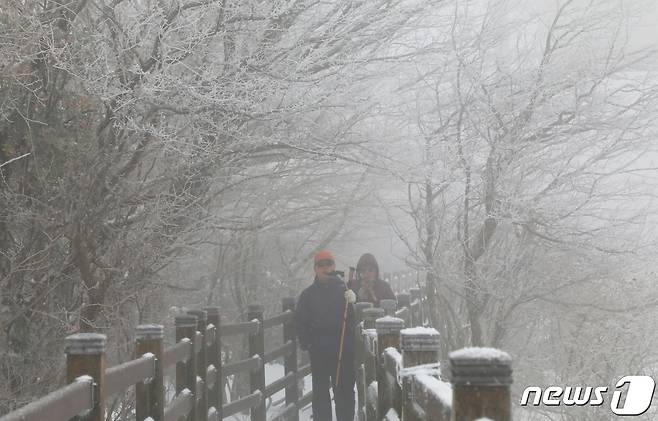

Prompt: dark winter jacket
[
  {"left": 347, "top": 278, "right": 395, "bottom": 307},
  {"left": 295, "top": 275, "right": 355, "bottom": 355}
]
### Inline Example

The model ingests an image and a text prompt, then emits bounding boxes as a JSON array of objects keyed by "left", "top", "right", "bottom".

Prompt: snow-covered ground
[{"left": 224, "top": 363, "right": 319, "bottom": 421}]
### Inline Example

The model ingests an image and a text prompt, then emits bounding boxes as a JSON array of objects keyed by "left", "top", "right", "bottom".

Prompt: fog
[{"left": 2, "top": 0, "right": 658, "bottom": 419}]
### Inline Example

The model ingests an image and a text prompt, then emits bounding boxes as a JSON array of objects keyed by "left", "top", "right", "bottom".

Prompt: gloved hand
[{"left": 345, "top": 289, "right": 357, "bottom": 304}]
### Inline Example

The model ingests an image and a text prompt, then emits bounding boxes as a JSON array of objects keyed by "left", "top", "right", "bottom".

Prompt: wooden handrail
[
  {"left": 162, "top": 338, "right": 192, "bottom": 368},
  {"left": 262, "top": 310, "right": 293, "bottom": 329},
  {"left": 223, "top": 355, "right": 262, "bottom": 377},
  {"left": 0, "top": 378, "right": 93, "bottom": 421},
  {"left": 222, "top": 319, "right": 260, "bottom": 336},
  {"left": 223, "top": 391, "right": 262, "bottom": 418},
  {"left": 105, "top": 354, "right": 155, "bottom": 397},
  {"left": 1, "top": 275, "right": 515, "bottom": 421}
]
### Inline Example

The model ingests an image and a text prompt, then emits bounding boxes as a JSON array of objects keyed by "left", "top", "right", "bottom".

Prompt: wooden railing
[
  {"left": 0, "top": 288, "right": 514, "bottom": 421},
  {"left": 0, "top": 299, "right": 306, "bottom": 421},
  {"left": 354, "top": 294, "right": 513, "bottom": 421}
]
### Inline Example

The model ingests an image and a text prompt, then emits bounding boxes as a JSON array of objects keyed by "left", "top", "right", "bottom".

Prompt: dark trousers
[{"left": 310, "top": 344, "right": 356, "bottom": 421}]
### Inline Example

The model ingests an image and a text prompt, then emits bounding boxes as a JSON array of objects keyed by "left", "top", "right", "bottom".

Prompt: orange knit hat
[{"left": 314, "top": 250, "right": 335, "bottom": 263}]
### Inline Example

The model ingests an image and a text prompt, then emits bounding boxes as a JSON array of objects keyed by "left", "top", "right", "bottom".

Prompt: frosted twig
[{"left": 0, "top": 152, "right": 31, "bottom": 169}]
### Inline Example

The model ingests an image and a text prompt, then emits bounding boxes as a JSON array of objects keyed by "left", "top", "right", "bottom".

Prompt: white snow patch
[
  {"left": 474, "top": 418, "right": 494, "bottom": 421},
  {"left": 399, "top": 362, "right": 441, "bottom": 387},
  {"left": 265, "top": 363, "right": 313, "bottom": 420},
  {"left": 399, "top": 362, "right": 440, "bottom": 378},
  {"left": 364, "top": 329, "right": 377, "bottom": 339},
  {"left": 377, "top": 316, "right": 404, "bottom": 323},
  {"left": 384, "top": 347, "right": 402, "bottom": 365},
  {"left": 400, "top": 327, "right": 439, "bottom": 335},
  {"left": 415, "top": 374, "right": 452, "bottom": 408},
  {"left": 449, "top": 347, "right": 511, "bottom": 362},
  {"left": 384, "top": 408, "right": 401, "bottom": 421},
  {"left": 367, "top": 381, "right": 378, "bottom": 402}
]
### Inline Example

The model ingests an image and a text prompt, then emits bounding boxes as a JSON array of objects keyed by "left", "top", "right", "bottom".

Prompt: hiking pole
[{"left": 335, "top": 267, "right": 355, "bottom": 387}]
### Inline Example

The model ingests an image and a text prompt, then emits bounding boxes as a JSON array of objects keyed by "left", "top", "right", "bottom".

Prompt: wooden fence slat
[
  {"left": 221, "top": 320, "right": 260, "bottom": 337},
  {"left": 222, "top": 391, "right": 262, "bottom": 418},
  {"left": 262, "top": 310, "right": 293, "bottom": 329},
  {"left": 164, "top": 389, "right": 194, "bottom": 421},
  {"left": 264, "top": 371, "right": 296, "bottom": 398},
  {"left": 263, "top": 340, "right": 295, "bottom": 364},
  {"left": 0, "top": 378, "right": 93, "bottom": 421},
  {"left": 105, "top": 354, "right": 154, "bottom": 397},
  {"left": 162, "top": 339, "right": 192, "bottom": 368},
  {"left": 222, "top": 355, "right": 262, "bottom": 377}
]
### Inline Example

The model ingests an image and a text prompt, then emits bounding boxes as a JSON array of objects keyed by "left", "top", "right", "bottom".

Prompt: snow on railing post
[
  {"left": 136, "top": 324, "right": 165, "bottom": 421},
  {"left": 282, "top": 297, "right": 299, "bottom": 421},
  {"left": 176, "top": 314, "right": 198, "bottom": 421},
  {"left": 204, "top": 306, "right": 222, "bottom": 420},
  {"left": 380, "top": 299, "right": 397, "bottom": 316},
  {"left": 188, "top": 309, "right": 209, "bottom": 421},
  {"left": 400, "top": 327, "right": 440, "bottom": 421},
  {"left": 66, "top": 333, "right": 107, "bottom": 421},
  {"left": 449, "top": 348, "right": 513, "bottom": 421},
  {"left": 248, "top": 304, "right": 266, "bottom": 421},
  {"left": 376, "top": 317, "right": 405, "bottom": 420},
  {"left": 354, "top": 301, "right": 373, "bottom": 421}
]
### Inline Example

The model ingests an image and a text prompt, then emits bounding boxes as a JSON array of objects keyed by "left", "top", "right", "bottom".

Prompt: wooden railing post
[
  {"left": 355, "top": 302, "right": 373, "bottom": 327},
  {"left": 354, "top": 302, "right": 372, "bottom": 421},
  {"left": 136, "top": 324, "right": 165, "bottom": 421},
  {"left": 362, "top": 308, "right": 384, "bottom": 330},
  {"left": 282, "top": 297, "right": 299, "bottom": 421},
  {"left": 204, "top": 306, "right": 222, "bottom": 420},
  {"left": 248, "top": 304, "right": 266, "bottom": 421},
  {"left": 409, "top": 288, "right": 421, "bottom": 326},
  {"left": 176, "top": 314, "right": 198, "bottom": 421},
  {"left": 65, "top": 333, "right": 106, "bottom": 421},
  {"left": 449, "top": 348, "right": 513, "bottom": 421},
  {"left": 376, "top": 317, "right": 404, "bottom": 419},
  {"left": 379, "top": 299, "right": 397, "bottom": 316},
  {"left": 400, "top": 327, "right": 440, "bottom": 421},
  {"left": 189, "top": 309, "right": 208, "bottom": 421},
  {"left": 363, "top": 308, "right": 384, "bottom": 421}
]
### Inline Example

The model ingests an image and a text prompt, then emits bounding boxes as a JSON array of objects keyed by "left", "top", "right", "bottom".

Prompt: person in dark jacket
[
  {"left": 295, "top": 250, "right": 357, "bottom": 421},
  {"left": 347, "top": 253, "right": 395, "bottom": 307}
]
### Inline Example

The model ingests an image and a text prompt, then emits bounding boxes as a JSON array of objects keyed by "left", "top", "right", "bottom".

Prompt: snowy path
[{"left": 225, "top": 363, "right": 320, "bottom": 421}]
